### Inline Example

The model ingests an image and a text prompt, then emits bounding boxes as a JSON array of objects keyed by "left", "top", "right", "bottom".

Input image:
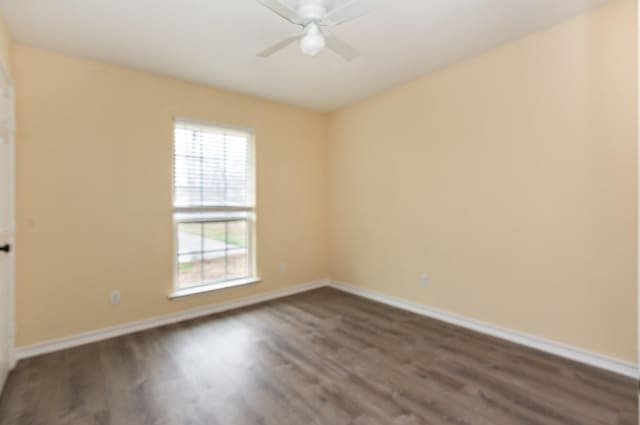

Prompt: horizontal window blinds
[{"left": 174, "top": 122, "right": 251, "bottom": 209}]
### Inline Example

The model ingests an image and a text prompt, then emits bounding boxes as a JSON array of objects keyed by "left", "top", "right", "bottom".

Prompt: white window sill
[{"left": 169, "top": 277, "right": 261, "bottom": 299}]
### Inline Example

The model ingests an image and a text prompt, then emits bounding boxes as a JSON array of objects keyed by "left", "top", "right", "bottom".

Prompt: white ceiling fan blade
[
  {"left": 255, "top": 0, "right": 304, "bottom": 25},
  {"left": 257, "top": 34, "right": 302, "bottom": 57},
  {"left": 325, "top": 34, "right": 359, "bottom": 61},
  {"left": 322, "top": 0, "right": 380, "bottom": 26}
]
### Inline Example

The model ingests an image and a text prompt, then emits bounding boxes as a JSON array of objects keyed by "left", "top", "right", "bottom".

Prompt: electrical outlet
[
  {"left": 110, "top": 290, "right": 121, "bottom": 305},
  {"left": 279, "top": 263, "right": 288, "bottom": 273},
  {"left": 420, "top": 274, "right": 429, "bottom": 287}
]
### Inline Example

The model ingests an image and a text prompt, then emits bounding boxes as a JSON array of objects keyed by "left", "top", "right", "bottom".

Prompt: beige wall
[
  {"left": 11, "top": 0, "right": 639, "bottom": 364},
  {"left": 328, "top": 0, "right": 638, "bottom": 362},
  {"left": 14, "top": 45, "right": 329, "bottom": 346}
]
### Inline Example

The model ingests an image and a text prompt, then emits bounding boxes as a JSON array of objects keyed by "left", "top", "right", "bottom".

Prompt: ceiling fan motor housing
[{"left": 298, "top": 0, "right": 327, "bottom": 22}]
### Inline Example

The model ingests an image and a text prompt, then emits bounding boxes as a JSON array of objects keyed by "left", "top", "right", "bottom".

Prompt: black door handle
[{"left": 0, "top": 244, "right": 10, "bottom": 253}]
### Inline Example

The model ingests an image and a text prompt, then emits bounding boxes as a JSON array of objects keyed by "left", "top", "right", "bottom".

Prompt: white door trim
[
  {"left": 7, "top": 83, "right": 15, "bottom": 371},
  {"left": 0, "top": 63, "right": 16, "bottom": 372},
  {"left": 0, "top": 60, "right": 14, "bottom": 396}
]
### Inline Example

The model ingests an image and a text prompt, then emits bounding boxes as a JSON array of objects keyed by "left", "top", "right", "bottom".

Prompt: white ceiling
[{"left": 0, "top": 0, "right": 612, "bottom": 111}]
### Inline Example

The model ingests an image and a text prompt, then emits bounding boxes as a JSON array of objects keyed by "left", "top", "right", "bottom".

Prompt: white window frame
[{"left": 170, "top": 117, "right": 259, "bottom": 299}]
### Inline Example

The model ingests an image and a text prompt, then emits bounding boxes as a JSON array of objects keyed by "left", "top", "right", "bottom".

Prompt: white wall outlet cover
[
  {"left": 110, "top": 291, "right": 121, "bottom": 305},
  {"left": 279, "top": 263, "right": 288, "bottom": 273},
  {"left": 420, "top": 275, "right": 429, "bottom": 286}
]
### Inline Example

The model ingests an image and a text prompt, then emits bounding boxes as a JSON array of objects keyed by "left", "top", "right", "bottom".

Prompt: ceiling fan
[{"left": 256, "top": 0, "right": 375, "bottom": 60}]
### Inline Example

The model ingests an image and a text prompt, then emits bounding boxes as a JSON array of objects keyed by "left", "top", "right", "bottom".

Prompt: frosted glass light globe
[{"left": 300, "top": 24, "right": 325, "bottom": 56}]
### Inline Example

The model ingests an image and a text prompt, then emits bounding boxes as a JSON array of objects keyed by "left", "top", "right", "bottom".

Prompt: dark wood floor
[{"left": 0, "top": 288, "right": 637, "bottom": 425}]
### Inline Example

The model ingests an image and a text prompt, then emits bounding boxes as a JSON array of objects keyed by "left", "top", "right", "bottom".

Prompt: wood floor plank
[{"left": 0, "top": 288, "right": 636, "bottom": 425}]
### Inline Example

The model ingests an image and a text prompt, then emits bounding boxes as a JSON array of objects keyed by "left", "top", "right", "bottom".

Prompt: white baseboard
[
  {"left": 15, "top": 279, "right": 328, "bottom": 361},
  {"left": 329, "top": 280, "right": 638, "bottom": 379},
  {"left": 14, "top": 278, "right": 637, "bottom": 380}
]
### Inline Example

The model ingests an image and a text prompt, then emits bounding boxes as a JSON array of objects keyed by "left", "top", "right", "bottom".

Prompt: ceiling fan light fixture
[
  {"left": 300, "top": 32, "right": 325, "bottom": 56},
  {"left": 299, "top": 23, "right": 325, "bottom": 56},
  {"left": 256, "top": 0, "right": 363, "bottom": 60}
]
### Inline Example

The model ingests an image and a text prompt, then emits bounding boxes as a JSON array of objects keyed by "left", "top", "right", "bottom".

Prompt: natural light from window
[{"left": 172, "top": 119, "right": 256, "bottom": 295}]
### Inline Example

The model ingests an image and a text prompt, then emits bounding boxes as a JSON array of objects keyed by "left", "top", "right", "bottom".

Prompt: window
[{"left": 172, "top": 118, "right": 257, "bottom": 296}]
